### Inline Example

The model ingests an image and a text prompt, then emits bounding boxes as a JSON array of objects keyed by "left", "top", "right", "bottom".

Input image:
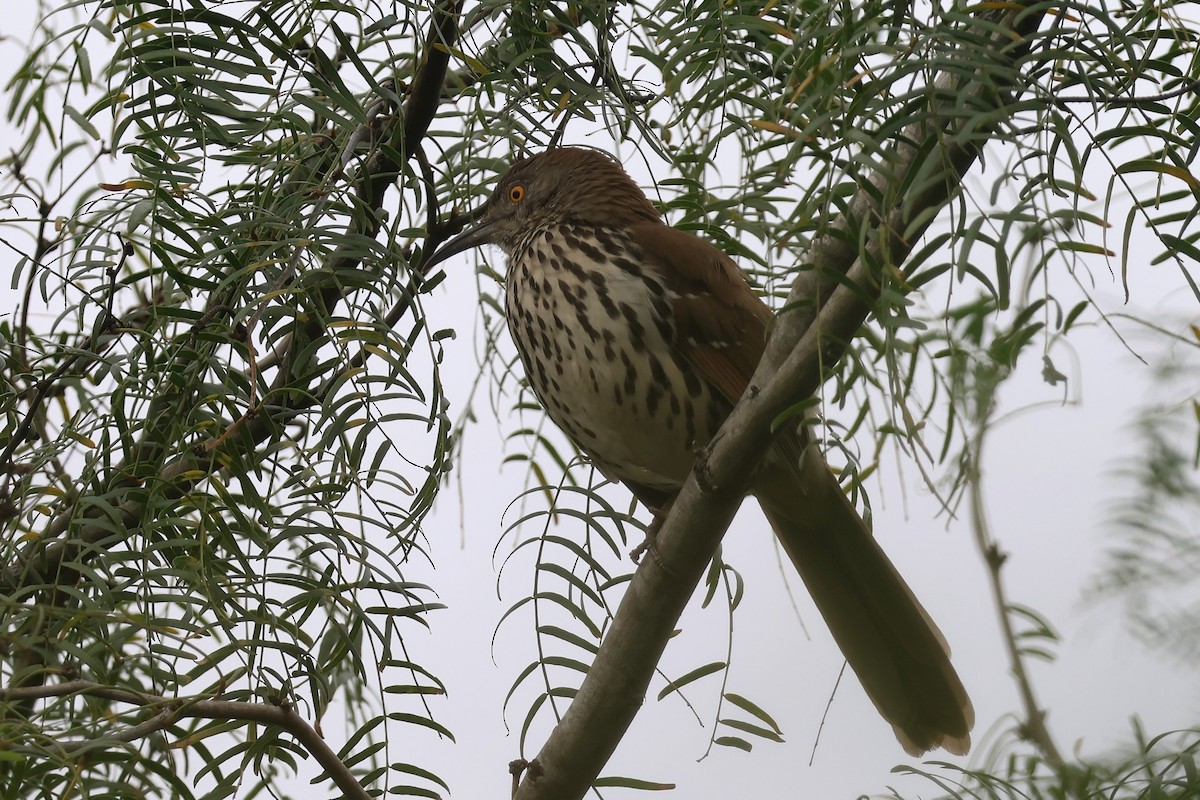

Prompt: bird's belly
[
  {"left": 536, "top": 330, "right": 717, "bottom": 491},
  {"left": 505, "top": 242, "right": 729, "bottom": 493}
]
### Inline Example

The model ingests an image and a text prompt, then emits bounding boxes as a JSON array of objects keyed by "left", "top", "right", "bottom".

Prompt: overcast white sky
[{"left": 1, "top": 4, "right": 1196, "bottom": 799}]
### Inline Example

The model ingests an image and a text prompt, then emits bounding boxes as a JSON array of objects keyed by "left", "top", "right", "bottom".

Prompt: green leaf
[
  {"left": 723, "top": 693, "right": 783, "bottom": 735},
  {"left": 594, "top": 776, "right": 677, "bottom": 790},
  {"left": 656, "top": 662, "right": 726, "bottom": 701},
  {"left": 714, "top": 735, "right": 753, "bottom": 752}
]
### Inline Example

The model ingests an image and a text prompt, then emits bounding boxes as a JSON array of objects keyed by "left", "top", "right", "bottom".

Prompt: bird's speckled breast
[{"left": 504, "top": 223, "right": 729, "bottom": 494}]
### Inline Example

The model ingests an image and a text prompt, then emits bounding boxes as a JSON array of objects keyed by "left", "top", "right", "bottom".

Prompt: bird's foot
[
  {"left": 630, "top": 498, "right": 676, "bottom": 574},
  {"left": 629, "top": 514, "right": 663, "bottom": 565}
]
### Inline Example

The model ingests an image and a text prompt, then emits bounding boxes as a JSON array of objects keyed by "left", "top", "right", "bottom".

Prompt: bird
[{"left": 424, "top": 146, "right": 974, "bottom": 755}]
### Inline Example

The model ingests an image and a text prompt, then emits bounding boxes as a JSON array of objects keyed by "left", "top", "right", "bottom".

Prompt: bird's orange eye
[{"left": 508, "top": 184, "right": 526, "bottom": 203}]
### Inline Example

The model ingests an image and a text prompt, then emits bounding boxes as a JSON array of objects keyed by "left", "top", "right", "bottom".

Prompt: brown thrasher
[{"left": 426, "top": 147, "right": 973, "bottom": 755}]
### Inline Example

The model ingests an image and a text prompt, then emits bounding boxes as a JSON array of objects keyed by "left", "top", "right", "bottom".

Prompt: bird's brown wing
[
  {"left": 630, "top": 219, "right": 974, "bottom": 756},
  {"left": 628, "top": 221, "right": 773, "bottom": 403}
]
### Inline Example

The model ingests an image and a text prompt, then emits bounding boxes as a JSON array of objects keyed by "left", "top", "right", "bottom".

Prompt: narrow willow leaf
[
  {"left": 724, "top": 693, "right": 783, "bottom": 734},
  {"left": 656, "top": 662, "right": 726, "bottom": 701}
]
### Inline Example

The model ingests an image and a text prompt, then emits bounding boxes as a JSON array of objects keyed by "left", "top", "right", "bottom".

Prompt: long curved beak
[{"left": 423, "top": 216, "right": 502, "bottom": 270}]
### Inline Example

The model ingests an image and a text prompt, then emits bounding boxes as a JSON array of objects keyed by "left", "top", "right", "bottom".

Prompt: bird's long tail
[{"left": 753, "top": 433, "right": 974, "bottom": 756}]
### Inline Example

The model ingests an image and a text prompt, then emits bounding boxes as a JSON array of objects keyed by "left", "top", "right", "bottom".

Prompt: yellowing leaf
[
  {"left": 1117, "top": 159, "right": 1200, "bottom": 189},
  {"left": 64, "top": 430, "right": 96, "bottom": 448},
  {"left": 748, "top": 119, "right": 805, "bottom": 139},
  {"left": 99, "top": 180, "right": 154, "bottom": 191}
]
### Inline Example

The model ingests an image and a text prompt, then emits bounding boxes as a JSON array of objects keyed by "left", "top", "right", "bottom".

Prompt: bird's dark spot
[
  {"left": 640, "top": 273, "right": 664, "bottom": 295},
  {"left": 574, "top": 307, "right": 599, "bottom": 339},
  {"left": 612, "top": 256, "right": 642, "bottom": 276},
  {"left": 621, "top": 349, "right": 638, "bottom": 399},
  {"left": 683, "top": 414, "right": 696, "bottom": 443},
  {"left": 553, "top": 338, "right": 566, "bottom": 374},
  {"left": 574, "top": 237, "right": 604, "bottom": 263},
  {"left": 628, "top": 333, "right": 646, "bottom": 353},
  {"left": 598, "top": 232, "right": 630, "bottom": 259},
  {"left": 557, "top": 279, "right": 582, "bottom": 311},
  {"left": 620, "top": 303, "right": 645, "bottom": 340},
  {"left": 561, "top": 257, "right": 587, "bottom": 282},
  {"left": 596, "top": 285, "right": 619, "bottom": 319},
  {"left": 645, "top": 377, "right": 663, "bottom": 418},
  {"left": 648, "top": 354, "right": 667, "bottom": 383},
  {"left": 650, "top": 297, "right": 674, "bottom": 340}
]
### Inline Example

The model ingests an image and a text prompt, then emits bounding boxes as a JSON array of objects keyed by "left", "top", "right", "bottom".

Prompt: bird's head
[{"left": 424, "top": 147, "right": 660, "bottom": 267}]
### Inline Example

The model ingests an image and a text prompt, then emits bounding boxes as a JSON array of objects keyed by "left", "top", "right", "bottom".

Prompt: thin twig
[
  {"left": 966, "top": 419, "right": 1068, "bottom": 769},
  {"left": 1052, "top": 77, "right": 1200, "bottom": 106}
]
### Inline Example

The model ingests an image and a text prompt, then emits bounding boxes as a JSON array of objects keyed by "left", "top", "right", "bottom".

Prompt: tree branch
[
  {"left": 0, "top": 14, "right": 460, "bottom": 791},
  {"left": 2, "top": 680, "right": 370, "bottom": 800},
  {"left": 0, "top": 0, "right": 460, "bottom": 599},
  {"left": 516, "top": 4, "right": 1049, "bottom": 798}
]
